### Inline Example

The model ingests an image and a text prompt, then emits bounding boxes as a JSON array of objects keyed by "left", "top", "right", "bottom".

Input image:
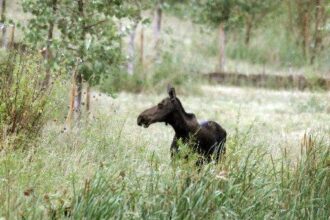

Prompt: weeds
[{"left": 0, "top": 51, "right": 54, "bottom": 149}]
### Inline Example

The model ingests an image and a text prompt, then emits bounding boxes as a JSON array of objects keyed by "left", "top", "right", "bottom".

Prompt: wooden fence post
[{"left": 0, "top": 0, "right": 6, "bottom": 49}]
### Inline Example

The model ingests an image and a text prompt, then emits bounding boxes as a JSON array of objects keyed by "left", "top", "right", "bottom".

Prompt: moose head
[{"left": 137, "top": 85, "right": 181, "bottom": 128}]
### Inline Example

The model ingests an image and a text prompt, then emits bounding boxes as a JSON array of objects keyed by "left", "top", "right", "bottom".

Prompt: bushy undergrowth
[{"left": 0, "top": 51, "right": 54, "bottom": 149}]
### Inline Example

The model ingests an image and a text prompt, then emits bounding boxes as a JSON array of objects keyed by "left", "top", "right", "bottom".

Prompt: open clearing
[{"left": 87, "top": 85, "right": 330, "bottom": 159}]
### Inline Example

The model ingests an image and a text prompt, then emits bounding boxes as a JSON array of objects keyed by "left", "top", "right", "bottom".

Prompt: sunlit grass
[{"left": 0, "top": 85, "right": 329, "bottom": 219}]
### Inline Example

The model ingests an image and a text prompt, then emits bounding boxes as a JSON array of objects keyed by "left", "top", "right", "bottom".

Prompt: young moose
[{"left": 137, "top": 85, "right": 227, "bottom": 164}]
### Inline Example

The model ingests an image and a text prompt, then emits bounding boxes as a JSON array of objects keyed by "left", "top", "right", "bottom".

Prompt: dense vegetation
[{"left": 0, "top": 0, "right": 329, "bottom": 219}]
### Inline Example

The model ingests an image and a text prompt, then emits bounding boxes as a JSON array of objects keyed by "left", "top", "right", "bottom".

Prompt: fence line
[{"left": 207, "top": 72, "right": 330, "bottom": 91}]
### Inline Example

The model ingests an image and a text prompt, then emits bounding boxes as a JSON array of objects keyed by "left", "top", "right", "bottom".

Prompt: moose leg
[{"left": 170, "top": 135, "right": 179, "bottom": 159}]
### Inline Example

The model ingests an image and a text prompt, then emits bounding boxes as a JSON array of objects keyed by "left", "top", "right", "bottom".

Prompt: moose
[{"left": 137, "top": 85, "right": 227, "bottom": 165}]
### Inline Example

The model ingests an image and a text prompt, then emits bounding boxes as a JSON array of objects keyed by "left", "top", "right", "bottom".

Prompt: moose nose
[{"left": 137, "top": 115, "right": 144, "bottom": 126}]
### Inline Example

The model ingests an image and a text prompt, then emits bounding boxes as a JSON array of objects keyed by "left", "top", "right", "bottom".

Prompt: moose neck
[{"left": 166, "top": 110, "right": 199, "bottom": 138}]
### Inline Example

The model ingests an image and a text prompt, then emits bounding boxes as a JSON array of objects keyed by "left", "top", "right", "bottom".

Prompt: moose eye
[{"left": 158, "top": 103, "right": 163, "bottom": 109}]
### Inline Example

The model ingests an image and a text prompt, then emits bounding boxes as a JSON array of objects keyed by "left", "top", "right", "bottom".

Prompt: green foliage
[
  {"left": 21, "top": 0, "right": 56, "bottom": 45},
  {"left": 0, "top": 51, "right": 53, "bottom": 148},
  {"left": 21, "top": 0, "right": 140, "bottom": 85},
  {"left": 235, "top": 0, "right": 280, "bottom": 22},
  {"left": 99, "top": 51, "right": 202, "bottom": 94},
  {"left": 192, "top": 0, "right": 236, "bottom": 27}
]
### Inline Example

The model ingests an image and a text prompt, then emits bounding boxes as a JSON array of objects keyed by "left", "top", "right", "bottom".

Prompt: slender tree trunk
[
  {"left": 0, "top": 0, "right": 7, "bottom": 49},
  {"left": 66, "top": 69, "right": 77, "bottom": 129},
  {"left": 310, "top": 0, "right": 324, "bottom": 64},
  {"left": 74, "top": 73, "right": 83, "bottom": 115},
  {"left": 43, "top": 0, "right": 57, "bottom": 88},
  {"left": 9, "top": 24, "right": 14, "bottom": 48},
  {"left": 286, "top": 0, "right": 293, "bottom": 31},
  {"left": 153, "top": 1, "right": 163, "bottom": 59},
  {"left": 245, "top": 16, "right": 253, "bottom": 46},
  {"left": 75, "top": 0, "right": 86, "bottom": 119},
  {"left": 296, "top": 0, "right": 311, "bottom": 59},
  {"left": 86, "top": 82, "right": 90, "bottom": 112},
  {"left": 218, "top": 22, "right": 226, "bottom": 72},
  {"left": 127, "top": 22, "right": 138, "bottom": 75},
  {"left": 140, "top": 26, "right": 144, "bottom": 67},
  {"left": 302, "top": 9, "right": 310, "bottom": 58}
]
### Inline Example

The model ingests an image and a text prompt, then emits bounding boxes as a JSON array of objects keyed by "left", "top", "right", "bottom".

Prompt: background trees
[
  {"left": 236, "top": 0, "right": 280, "bottom": 46},
  {"left": 195, "top": 0, "right": 235, "bottom": 72},
  {"left": 22, "top": 0, "right": 135, "bottom": 121}
]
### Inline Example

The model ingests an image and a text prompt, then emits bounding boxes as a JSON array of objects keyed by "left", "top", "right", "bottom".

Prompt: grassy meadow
[
  {"left": 0, "top": 84, "right": 329, "bottom": 219},
  {"left": 0, "top": 1, "right": 329, "bottom": 219}
]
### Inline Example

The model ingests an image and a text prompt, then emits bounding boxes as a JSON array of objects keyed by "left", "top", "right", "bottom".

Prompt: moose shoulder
[{"left": 137, "top": 85, "right": 227, "bottom": 164}]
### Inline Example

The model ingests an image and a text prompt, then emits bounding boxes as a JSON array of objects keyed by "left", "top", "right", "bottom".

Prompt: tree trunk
[
  {"left": 86, "top": 82, "right": 90, "bottom": 112},
  {"left": 74, "top": 73, "right": 83, "bottom": 117},
  {"left": 286, "top": 0, "right": 293, "bottom": 31},
  {"left": 153, "top": 1, "right": 163, "bottom": 59},
  {"left": 127, "top": 22, "right": 138, "bottom": 75},
  {"left": 75, "top": 0, "right": 86, "bottom": 119},
  {"left": 42, "top": 0, "right": 57, "bottom": 88},
  {"left": 0, "top": 0, "right": 7, "bottom": 49},
  {"left": 296, "top": 0, "right": 311, "bottom": 59},
  {"left": 310, "top": 0, "right": 324, "bottom": 64},
  {"left": 66, "top": 69, "right": 77, "bottom": 129},
  {"left": 218, "top": 22, "right": 226, "bottom": 72},
  {"left": 9, "top": 24, "right": 14, "bottom": 48},
  {"left": 1, "top": 26, "right": 7, "bottom": 48},
  {"left": 302, "top": 9, "right": 310, "bottom": 58},
  {"left": 0, "top": 0, "right": 5, "bottom": 21},
  {"left": 245, "top": 16, "right": 253, "bottom": 46},
  {"left": 140, "top": 26, "right": 144, "bottom": 67}
]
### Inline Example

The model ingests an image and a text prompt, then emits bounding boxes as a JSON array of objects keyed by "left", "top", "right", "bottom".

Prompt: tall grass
[
  {"left": 0, "top": 112, "right": 328, "bottom": 219},
  {"left": 68, "top": 134, "right": 328, "bottom": 219}
]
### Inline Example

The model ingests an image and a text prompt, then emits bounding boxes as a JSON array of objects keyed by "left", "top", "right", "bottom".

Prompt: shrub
[{"left": 0, "top": 51, "right": 53, "bottom": 149}]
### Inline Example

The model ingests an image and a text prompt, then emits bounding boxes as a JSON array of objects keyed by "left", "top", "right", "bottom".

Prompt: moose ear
[{"left": 167, "top": 84, "right": 176, "bottom": 99}]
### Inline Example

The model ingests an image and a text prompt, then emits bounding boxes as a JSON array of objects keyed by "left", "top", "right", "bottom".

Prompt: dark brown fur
[{"left": 137, "top": 85, "right": 227, "bottom": 164}]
